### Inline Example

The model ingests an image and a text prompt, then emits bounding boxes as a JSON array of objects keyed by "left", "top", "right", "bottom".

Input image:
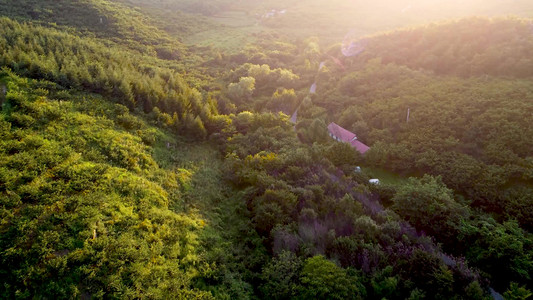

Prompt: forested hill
[
  {"left": 0, "top": 1, "right": 233, "bottom": 298},
  {"left": 217, "top": 17, "right": 533, "bottom": 298},
  {"left": 0, "top": 69, "right": 217, "bottom": 299},
  {"left": 356, "top": 17, "right": 533, "bottom": 77},
  {"left": 289, "top": 17, "right": 533, "bottom": 295},
  {"left": 0, "top": 16, "right": 229, "bottom": 139},
  {"left": 0, "top": 0, "right": 187, "bottom": 56},
  {"left": 308, "top": 18, "right": 533, "bottom": 230},
  {"left": 1, "top": 1, "right": 533, "bottom": 299}
]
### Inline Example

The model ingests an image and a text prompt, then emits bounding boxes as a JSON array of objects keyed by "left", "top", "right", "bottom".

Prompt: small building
[{"left": 327, "top": 122, "right": 370, "bottom": 155}]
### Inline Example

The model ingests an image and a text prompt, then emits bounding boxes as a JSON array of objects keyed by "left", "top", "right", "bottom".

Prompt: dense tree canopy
[
  {"left": 1, "top": 1, "right": 532, "bottom": 298},
  {"left": 0, "top": 70, "right": 213, "bottom": 298}
]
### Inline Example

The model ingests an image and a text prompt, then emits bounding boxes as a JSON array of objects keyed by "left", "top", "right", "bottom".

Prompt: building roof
[
  {"left": 351, "top": 139, "right": 370, "bottom": 154},
  {"left": 327, "top": 122, "right": 356, "bottom": 141},
  {"left": 327, "top": 122, "right": 370, "bottom": 154}
]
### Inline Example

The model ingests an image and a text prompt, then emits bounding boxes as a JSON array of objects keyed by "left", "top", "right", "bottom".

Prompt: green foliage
[
  {"left": 2, "top": 2, "right": 533, "bottom": 298},
  {"left": 112, "top": 0, "right": 214, "bottom": 40},
  {"left": 267, "top": 88, "right": 298, "bottom": 114},
  {"left": 0, "top": 0, "right": 186, "bottom": 55},
  {"left": 296, "top": 118, "right": 330, "bottom": 144},
  {"left": 504, "top": 282, "right": 533, "bottom": 300},
  {"left": 0, "top": 72, "right": 214, "bottom": 299},
  {"left": 464, "top": 281, "right": 487, "bottom": 300},
  {"left": 325, "top": 142, "right": 361, "bottom": 167},
  {"left": 458, "top": 218, "right": 533, "bottom": 291},
  {"left": 309, "top": 18, "right": 533, "bottom": 238},
  {"left": 229, "top": 63, "right": 299, "bottom": 99},
  {"left": 259, "top": 251, "right": 302, "bottom": 299},
  {"left": 299, "top": 255, "right": 365, "bottom": 300},
  {"left": 224, "top": 108, "right": 486, "bottom": 298},
  {"left": 366, "top": 18, "right": 533, "bottom": 77},
  {"left": 0, "top": 17, "right": 218, "bottom": 139},
  {"left": 227, "top": 76, "right": 255, "bottom": 105},
  {"left": 252, "top": 189, "right": 297, "bottom": 235},
  {"left": 392, "top": 175, "right": 468, "bottom": 240}
]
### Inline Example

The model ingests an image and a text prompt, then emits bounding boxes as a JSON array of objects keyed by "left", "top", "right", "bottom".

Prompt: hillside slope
[
  {"left": 0, "top": 0, "right": 186, "bottom": 55},
  {"left": 1, "top": 1, "right": 533, "bottom": 298},
  {"left": 0, "top": 70, "right": 218, "bottom": 298},
  {"left": 309, "top": 18, "right": 533, "bottom": 227},
  {"left": 213, "top": 16, "right": 533, "bottom": 295}
]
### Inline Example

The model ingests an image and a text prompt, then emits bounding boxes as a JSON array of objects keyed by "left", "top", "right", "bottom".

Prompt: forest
[{"left": 1, "top": 0, "right": 533, "bottom": 299}]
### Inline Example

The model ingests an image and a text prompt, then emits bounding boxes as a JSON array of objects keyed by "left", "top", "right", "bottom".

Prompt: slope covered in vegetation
[
  {"left": 214, "top": 16, "right": 533, "bottom": 297},
  {"left": 0, "top": 70, "right": 216, "bottom": 298},
  {"left": 311, "top": 18, "right": 533, "bottom": 230},
  {"left": 0, "top": 16, "right": 228, "bottom": 140},
  {"left": 1, "top": 1, "right": 533, "bottom": 299},
  {"left": 0, "top": 0, "right": 186, "bottom": 55}
]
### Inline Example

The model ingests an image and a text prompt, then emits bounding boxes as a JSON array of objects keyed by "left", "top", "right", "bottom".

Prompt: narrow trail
[{"left": 157, "top": 139, "right": 260, "bottom": 297}]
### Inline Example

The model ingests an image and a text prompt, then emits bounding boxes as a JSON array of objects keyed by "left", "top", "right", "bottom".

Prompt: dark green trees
[
  {"left": 392, "top": 175, "right": 468, "bottom": 241},
  {"left": 299, "top": 255, "right": 365, "bottom": 300}
]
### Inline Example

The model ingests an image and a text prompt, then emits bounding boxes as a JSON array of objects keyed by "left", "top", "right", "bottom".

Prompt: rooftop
[
  {"left": 327, "top": 122, "right": 356, "bottom": 141},
  {"left": 327, "top": 122, "right": 370, "bottom": 154}
]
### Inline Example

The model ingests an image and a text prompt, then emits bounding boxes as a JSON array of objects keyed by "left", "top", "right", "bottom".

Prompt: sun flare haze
[{"left": 0, "top": 0, "right": 533, "bottom": 299}]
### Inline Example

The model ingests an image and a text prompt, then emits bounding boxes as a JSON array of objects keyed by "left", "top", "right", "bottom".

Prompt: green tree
[
  {"left": 260, "top": 251, "right": 302, "bottom": 299},
  {"left": 299, "top": 255, "right": 365, "bottom": 300},
  {"left": 267, "top": 88, "right": 298, "bottom": 114},
  {"left": 227, "top": 76, "right": 255, "bottom": 104},
  {"left": 504, "top": 282, "right": 532, "bottom": 300},
  {"left": 392, "top": 175, "right": 468, "bottom": 242},
  {"left": 325, "top": 141, "right": 361, "bottom": 167}
]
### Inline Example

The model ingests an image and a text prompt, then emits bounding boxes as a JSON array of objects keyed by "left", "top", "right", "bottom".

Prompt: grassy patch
[{"left": 363, "top": 167, "right": 407, "bottom": 185}]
